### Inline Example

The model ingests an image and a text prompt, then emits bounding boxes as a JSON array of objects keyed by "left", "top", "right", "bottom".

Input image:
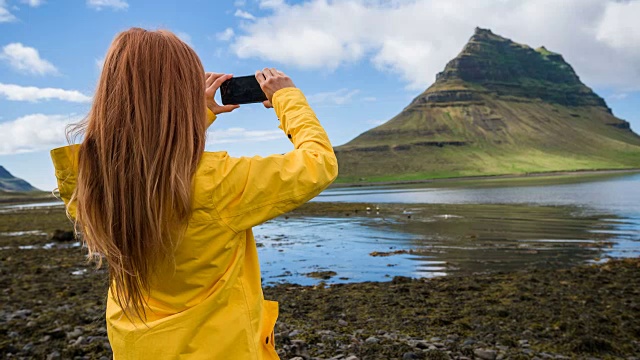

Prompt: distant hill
[
  {"left": 335, "top": 28, "right": 640, "bottom": 183},
  {"left": 0, "top": 166, "right": 38, "bottom": 192}
]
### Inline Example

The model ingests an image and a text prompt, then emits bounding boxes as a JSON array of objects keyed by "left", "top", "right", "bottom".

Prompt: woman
[{"left": 51, "top": 28, "right": 337, "bottom": 359}]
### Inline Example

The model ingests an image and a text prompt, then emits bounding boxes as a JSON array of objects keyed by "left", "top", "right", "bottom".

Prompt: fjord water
[{"left": 257, "top": 173, "right": 640, "bottom": 285}]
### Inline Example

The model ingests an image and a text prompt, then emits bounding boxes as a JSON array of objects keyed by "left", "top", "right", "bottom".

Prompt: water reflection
[
  {"left": 258, "top": 173, "right": 640, "bottom": 284},
  {"left": 256, "top": 203, "right": 636, "bottom": 285}
]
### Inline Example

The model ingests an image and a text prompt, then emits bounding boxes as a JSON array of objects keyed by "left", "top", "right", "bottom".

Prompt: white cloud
[
  {"left": 596, "top": 0, "right": 640, "bottom": 56},
  {"left": 259, "top": 0, "right": 284, "bottom": 9},
  {"left": 234, "top": 0, "right": 246, "bottom": 6},
  {"left": 216, "top": 28, "right": 235, "bottom": 42},
  {"left": 87, "top": 0, "right": 128, "bottom": 10},
  {"left": 0, "top": 83, "right": 92, "bottom": 102},
  {"left": 0, "top": 0, "right": 17, "bottom": 23},
  {"left": 0, "top": 43, "right": 58, "bottom": 75},
  {"left": 231, "top": 0, "right": 640, "bottom": 91},
  {"left": 234, "top": 9, "right": 255, "bottom": 20},
  {"left": 208, "top": 128, "right": 282, "bottom": 144},
  {"left": 0, "top": 113, "right": 81, "bottom": 155},
  {"left": 307, "top": 88, "right": 360, "bottom": 105},
  {"left": 21, "top": 0, "right": 44, "bottom": 7}
]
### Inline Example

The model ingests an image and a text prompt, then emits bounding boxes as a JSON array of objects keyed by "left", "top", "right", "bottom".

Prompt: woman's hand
[
  {"left": 205, "top": 72, "right": 240, "bottom": 115},
  {"left": 255, "top": 68, "right": 296, "bottom": 109}
]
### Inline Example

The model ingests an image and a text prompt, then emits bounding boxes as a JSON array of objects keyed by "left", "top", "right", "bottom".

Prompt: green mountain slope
[
  {"left": 335, "top": 28, "right": 640, "bottom": 183},
  {"left": 0, "top": 166, "right": 38, "bottom": 192}
]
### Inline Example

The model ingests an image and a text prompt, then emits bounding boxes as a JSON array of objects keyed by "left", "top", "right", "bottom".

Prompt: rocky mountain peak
[
  {"left": 0, "top": 166, "right": 37, "bottom": 192},
  {"left": 0, "top": 166, "right": 13, "bottom": 179},
  {"left": 428, "top": 28, "right": 608, "bottom": 109}
]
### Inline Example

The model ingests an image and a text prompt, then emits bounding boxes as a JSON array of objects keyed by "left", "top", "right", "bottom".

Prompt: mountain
[
  {"left": 335, "top": 28, "right": 640, "bottom": 183},
  {"left": 0, "top": 166, "right": 38, "bottom": 192}
]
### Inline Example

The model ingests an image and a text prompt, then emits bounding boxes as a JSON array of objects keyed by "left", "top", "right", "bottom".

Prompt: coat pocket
[{"left": 261, "top": 300, "right": 280, "bottom": 359}]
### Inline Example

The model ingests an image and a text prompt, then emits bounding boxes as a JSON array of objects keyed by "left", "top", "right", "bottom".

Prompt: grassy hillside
[
  {"left": 335, "top": 29, "right": 640, "bottom": 183},
  {"left": 336, "top": 95, "right": 640, "bottom": 183}
]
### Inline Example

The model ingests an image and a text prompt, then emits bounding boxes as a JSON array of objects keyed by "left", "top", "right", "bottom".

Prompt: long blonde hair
[{"left": 70, "top": 28, "right": 207, "bottom": 321}]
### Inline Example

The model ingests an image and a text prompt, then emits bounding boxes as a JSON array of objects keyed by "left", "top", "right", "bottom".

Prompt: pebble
[
  {"left": 462, "top": 338, "right": 476, "bottom": 346},
  {"left": 344, "top": 356, "right": 359, "bottom": 360},
  {"left": 338, "top": 319, "right": 348, "bottom": 326},
  {"left": 10, "top": 309, "right": 32, "bottom": 320},
  {"left": 365, "top": 336, "right": 379, "bottom": 344},
  {"left": 66, "top": 328, "right": 83, "bottom": 339},
  {"left": 474, "top": 348, "right": 498, "bottom": 360},
  {"left": 518, "top": 339, "right": 530, "bottom": 347},
  {"left": 73, "top": 336, "right": 86, "bottom": 346},
  {"left": 402, "top": 352, "right": 420, "bottom": 360},
  {"left": 46, "top": 351, "right": 61, "bottom": 360}
]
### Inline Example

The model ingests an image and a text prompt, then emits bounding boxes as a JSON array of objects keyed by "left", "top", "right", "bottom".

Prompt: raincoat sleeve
[
  {"left": 206, "top": 108, "right": 216, "bottom": 129},
  {"left": 50, "top": 145, "right": 80, "bottom": 219},
  {"left": 213, "top": 87, "right": 338, "bottom": 232}
]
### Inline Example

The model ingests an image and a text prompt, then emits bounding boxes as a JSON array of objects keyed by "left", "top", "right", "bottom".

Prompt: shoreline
[
  {"left": 331, "top": 168, "right": 640, "bottom": 188},
  {"left": 265, "top": 258, "right": 640, "bottom": 359},
  {"left": 0, "top": 206, "right": 639, "bottom": 358}
]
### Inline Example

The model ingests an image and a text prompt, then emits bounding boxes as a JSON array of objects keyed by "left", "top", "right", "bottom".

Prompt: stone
[
  {"left": 47, "top": 327, "right": 65, "bottom": 339},
  {"left": 474, "top": 349, "right": 498, "bottom": 360},
  {"left": 365, "top": 336, "right": 379, "bottom": 344},
  {"left": 47, "top": 351, "right": 61, "bottom": 360},
  {"left": 338, "top": 319, "right": 348, "bottom": 326},
  {"left": 51, "top": 230, "right": 75, "bottom": 242},
  {"left": 10, "top": 309, "right": 32, "bottom": 320},
  {"left": 66, "top": 328, "right": 83, "bottom": 339},
  {"left": 73, "top": 336, "right": 85, "bottom": 346},
  {"left": 402, "top": 352, "right": 422, "bottom": 360},
  {"left": 462, "top": 338, "right": 476, "bottom": 346}
]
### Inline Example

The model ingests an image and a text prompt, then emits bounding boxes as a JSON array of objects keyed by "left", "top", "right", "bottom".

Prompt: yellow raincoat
[{"left": 51, "top": 88, "right": 338, "bottom": 359}]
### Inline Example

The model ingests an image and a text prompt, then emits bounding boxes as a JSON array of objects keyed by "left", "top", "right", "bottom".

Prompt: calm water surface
[
  {"left": 3, "top": 174, "right": 638, "bottom": 285},
  {"left": 257, "top": 173, "right": 640, "bottom": 285}
]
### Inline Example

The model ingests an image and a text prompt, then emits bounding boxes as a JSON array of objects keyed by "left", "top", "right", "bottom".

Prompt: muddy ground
[{"left": 0, "top": 203, "right": 638, "bottom": 359}]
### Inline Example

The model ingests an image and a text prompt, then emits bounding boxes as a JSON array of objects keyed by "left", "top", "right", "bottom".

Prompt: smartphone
[{"left": 220, "top": 75, "right": 268, "bottom": 105}]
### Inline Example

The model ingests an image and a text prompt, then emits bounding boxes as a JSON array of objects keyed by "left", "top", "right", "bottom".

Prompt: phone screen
[{"left": 220, "top": 76, "right": 268, "bottom": 105}]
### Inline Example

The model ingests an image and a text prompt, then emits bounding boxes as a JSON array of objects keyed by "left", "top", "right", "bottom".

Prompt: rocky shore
[
  {"left": 1, "top": 205, "right": 639, "bottom": 359},
  {"left": 265, "top": 259, "right": 640, "bottom": 360}
]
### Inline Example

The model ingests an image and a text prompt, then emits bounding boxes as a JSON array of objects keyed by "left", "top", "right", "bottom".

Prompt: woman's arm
[{"left": 210, "top": 71, "right": 338, "bottom": 232}]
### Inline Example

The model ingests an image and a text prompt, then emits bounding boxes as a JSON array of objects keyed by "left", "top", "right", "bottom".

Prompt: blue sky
[{"left": 0, "top": 0, "right": 639, "bottom": 190}]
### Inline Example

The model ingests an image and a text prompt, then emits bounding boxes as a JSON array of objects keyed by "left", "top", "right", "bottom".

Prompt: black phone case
[{"left": 220, "top": 76, "right": 268, "bottom": 105}]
